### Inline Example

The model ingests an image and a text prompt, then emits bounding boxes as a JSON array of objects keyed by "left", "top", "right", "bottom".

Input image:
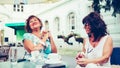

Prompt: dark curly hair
[
  {"left": 25, "top": 15, "right": 43, "bottom": 33},
  {"left": 82, "top": 12, "right": 109, "bottom": 41}
]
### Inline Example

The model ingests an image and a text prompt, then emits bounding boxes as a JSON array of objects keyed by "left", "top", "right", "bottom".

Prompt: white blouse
[{"left": 84, "top": 35, "right": 111, "bottom": 67}]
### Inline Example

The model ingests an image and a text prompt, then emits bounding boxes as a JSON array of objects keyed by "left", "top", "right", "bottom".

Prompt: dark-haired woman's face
[
  {"left": 84, "top": 23, "right": 91, "bottom": 34},
  {"left": 29, "top": 17, "right": 41, "bottom": 30}
]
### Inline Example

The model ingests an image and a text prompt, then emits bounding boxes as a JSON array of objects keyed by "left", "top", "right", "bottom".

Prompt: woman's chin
[
  {"left": 79, "top": 64, "right": 86, "bottom": 67},
  {"left": 86, "top": 32, "right": 90, "bottom": 34}
]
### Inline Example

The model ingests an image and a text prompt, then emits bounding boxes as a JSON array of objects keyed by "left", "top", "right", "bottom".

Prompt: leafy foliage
[{"left": 92, "top": 0, "right": 120, "bottom": 17}]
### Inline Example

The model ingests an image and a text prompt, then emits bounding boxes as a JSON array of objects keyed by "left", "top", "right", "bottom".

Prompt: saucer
[{"left": 45, "top": 60, "right": 62, "bottom": 64}]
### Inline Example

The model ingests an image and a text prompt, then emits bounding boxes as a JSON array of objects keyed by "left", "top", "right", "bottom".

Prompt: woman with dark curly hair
[
  {"left": 23, "top": 15, "right": 57, "bottom": 59},
  {"left": 76, "top": 12, "right": 113, "bottom": 68}
]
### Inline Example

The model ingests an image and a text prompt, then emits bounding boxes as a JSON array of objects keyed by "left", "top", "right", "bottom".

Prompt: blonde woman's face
[{"left": 29, "top": 17, "right": 41, "bottom": 30}]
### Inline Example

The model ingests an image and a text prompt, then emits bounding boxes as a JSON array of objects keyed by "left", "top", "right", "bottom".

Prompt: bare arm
[
  {"left": 23, "top": 39, "right": 44, "bottom": 53},
  {"left": 48, "top": 32, "right": 57, "bottom": 53},
  {"left": 82, "top": 38, "right": 86, "bottom": 53}
]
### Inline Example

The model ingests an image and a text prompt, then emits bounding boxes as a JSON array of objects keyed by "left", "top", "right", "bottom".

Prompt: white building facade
[{"left": 0, "top": 0, "right": 120, "bottom": 47}]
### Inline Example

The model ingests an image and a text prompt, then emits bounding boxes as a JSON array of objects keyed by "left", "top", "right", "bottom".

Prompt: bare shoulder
[
  {"left": 104, "top": 35, "right": 113, "bottom": 47},
  {"left": 106, "top": 35, "right": 113, "bottom": 42}
]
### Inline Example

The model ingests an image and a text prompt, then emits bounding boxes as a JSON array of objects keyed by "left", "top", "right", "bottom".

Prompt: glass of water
[{"left": 9, "top": 47, "right": 17, "bottom": 63}]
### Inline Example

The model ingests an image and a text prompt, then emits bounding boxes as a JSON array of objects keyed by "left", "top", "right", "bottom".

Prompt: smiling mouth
[{"left": 32, "top": 23, "right": 37, "bottom": 26}]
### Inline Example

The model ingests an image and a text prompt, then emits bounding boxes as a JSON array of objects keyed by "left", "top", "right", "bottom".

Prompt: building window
[
  {"left": 4, "top": 37, "right": 8, "bottom": 42},
  {"left": 54, "top": 17, "right": 60, "bottom": 31},
  {"left": 45, "top": 20, "right": 49, "bottom": 30},
  {"left": 68, "top": 12, "right": 75, "bottom": 31}
]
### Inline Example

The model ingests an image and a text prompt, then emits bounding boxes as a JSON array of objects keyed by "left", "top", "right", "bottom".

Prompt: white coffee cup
[{"left": 47, "top": 53, "right": 61, "bottom": 61}]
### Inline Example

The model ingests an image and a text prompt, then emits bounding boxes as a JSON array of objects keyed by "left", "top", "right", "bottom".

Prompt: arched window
[
  {"left": 45, "top": 20, "right": 49, "bottom": 30},
  {"left": 54, "top": 17, "right": 60, "bottom": 31},
  {"left": 68, "top": 12, "right": 75, "bottom": 31}
]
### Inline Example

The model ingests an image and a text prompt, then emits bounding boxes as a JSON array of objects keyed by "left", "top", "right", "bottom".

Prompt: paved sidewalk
[{"left": 62, "top": 55, "right": 77, "bottom": 68}]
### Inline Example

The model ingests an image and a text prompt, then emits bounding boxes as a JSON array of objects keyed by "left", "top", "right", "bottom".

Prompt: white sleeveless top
[{"left": 84, "top": 35, "right": 111, "bottom": 67}]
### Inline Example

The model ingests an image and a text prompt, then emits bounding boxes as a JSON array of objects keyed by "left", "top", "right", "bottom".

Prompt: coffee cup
[{"left": 47, "top": 53, "right": 61, "bottom": 61}]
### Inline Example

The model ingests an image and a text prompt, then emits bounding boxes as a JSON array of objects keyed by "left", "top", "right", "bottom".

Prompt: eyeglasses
[
  {"left": 84, "top": 23, "right": 90, "bottom": 27},
  {"left": 84, "top": 23, "right": 90, "bottom": 28}
]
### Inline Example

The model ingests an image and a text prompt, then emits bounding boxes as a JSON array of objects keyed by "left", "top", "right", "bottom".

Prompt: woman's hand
[
  {"left": 76, "top": 52, "right": 85, "bottom": 60},
  {"left": 43, "top": 30, "right": 53, "bottom": 40},
  {"left": 76, "top": 58, "right": 89, "bottom": 67},
  {"left": 42, "top": 30, "right": 49, "bottom": 42},
  {"left": 76, "top": 52, "right": 86, "bottom": 67},
  {"left": 77, "top": 58, "right": 89, "bottom": 64},
  {"left": 48, "top": 31, "right": 53, "bottom": 39}
]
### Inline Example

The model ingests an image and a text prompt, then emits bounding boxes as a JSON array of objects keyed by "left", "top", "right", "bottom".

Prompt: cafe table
[
  {"left": 0, "top": 60, "right": 67, "bottom": 68},
  {"left": 0, "top": 61, "right": 36, "bottom": 68}
]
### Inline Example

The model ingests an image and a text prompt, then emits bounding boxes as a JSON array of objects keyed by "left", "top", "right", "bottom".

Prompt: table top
[
  {"left": 43, "top": 63, "right": 66, "bottom": 68},
  {"left": 0, "top": 61, "right": 36, "bottom": 68},
  {"left": 0, "top": 61, "right": 67, "bottom": 68}
]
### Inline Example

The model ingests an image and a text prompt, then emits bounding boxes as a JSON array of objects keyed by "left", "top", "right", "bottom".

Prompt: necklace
[{"left": 87, "top": 47, "right": 93, "bottom": 53}]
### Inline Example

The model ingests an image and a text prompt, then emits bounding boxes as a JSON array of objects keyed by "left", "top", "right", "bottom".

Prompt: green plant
[{"left": 92, "top": 0, "right": 120, "bottom": 17}]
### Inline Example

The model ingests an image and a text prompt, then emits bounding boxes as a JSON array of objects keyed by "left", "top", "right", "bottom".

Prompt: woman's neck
[
  {"left": 89, "top": 33, "right": 96, "bottom": 42},
  {"left": 32, "top": 28, "right": 40, "bottom": 33},
  {"left": 32, "top": 29, "right": 41, "bottom": 37},
  {"left": 89, "top": 33, "right": 99, "bottom": 48}
]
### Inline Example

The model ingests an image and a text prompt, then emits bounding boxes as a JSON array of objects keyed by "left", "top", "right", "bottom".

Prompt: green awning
[{"left": 5, "top": 22, "right": 25, "bottom": 30}]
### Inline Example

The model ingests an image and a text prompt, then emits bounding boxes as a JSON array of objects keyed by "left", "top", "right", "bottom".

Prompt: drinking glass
[{"left": 9, "top": 47, "right": 17, "bottom": 63}]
